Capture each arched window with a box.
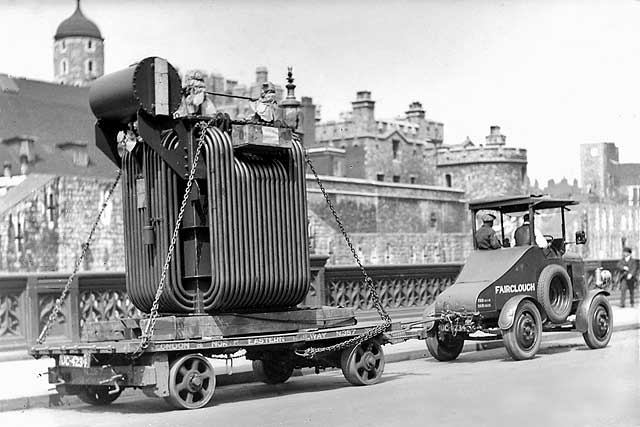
[86,59,94,74]
[87,39,93,50]
[61,40,66,51]
[60,58,68,74]
[445,174,452,187]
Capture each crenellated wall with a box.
[436,145,528,198]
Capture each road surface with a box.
[5,330,639,427]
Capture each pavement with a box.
[1,297,637,413]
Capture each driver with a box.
[475,213,502,250]
[513,213,547,248]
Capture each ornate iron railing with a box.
[0,258,619,352]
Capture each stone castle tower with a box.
[53,0,104,86]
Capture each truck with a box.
[423,194,613,361]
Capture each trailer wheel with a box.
[503,300,542,360]
[340,339,385,386]
[583,294,613,349]
[77,385,122,406]
[252,358,295,384]
[537,264,573,324]
[425,327,465,361]
[164,354,216,410]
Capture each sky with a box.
[1,0,639,185]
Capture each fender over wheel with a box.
[164,354,216,410]
[252,357,295,384]
[426,327,465,361]
[77,385,122,405]
[503,300,542,360]
[537,264,573,324]
[340,339,385,386]
[582,294,613,349]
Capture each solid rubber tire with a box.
[582,294,613,349]
[252,358,295,384]
[164,354,216,410]
[503,300,542,360]
[425,327,465,361]
[340,340,385,386]
[77,385,122,405]
[537,264,573,324]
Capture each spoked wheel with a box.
[77,385,122,406]
[340,339,385,386]
[253,357,295,384]
[503,300,542,360]
[164,354,216,410]
[583,294,613,349]
[426,326,465,361]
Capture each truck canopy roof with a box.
[468,194,578,214]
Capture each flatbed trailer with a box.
[30,315,423,409]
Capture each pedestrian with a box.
[475,213,501,250]
[616,247,637,308]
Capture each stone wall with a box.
[364,136,436,185]
[436,161,527,199]
[306,175,469,264]
[56,176,124,271]
[0,177,60,271]
[0,176,124,272]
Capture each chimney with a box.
[351,91,375,134]
[486,125,506,145]
[256,66,268,84]
[3,161,11,177]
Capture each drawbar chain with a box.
[37,169,123,345]
[130,120,211,359]
[296,151,392,359]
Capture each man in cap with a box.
[475,213,502,250]
[617,246,637,307]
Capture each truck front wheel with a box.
[503,300,542,360]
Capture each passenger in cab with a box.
[513,213,547,248]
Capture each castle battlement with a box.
[437,145,527,166]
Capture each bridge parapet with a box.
[0,259,615,353]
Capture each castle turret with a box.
[53,0,104,86]
[486,125,506,146]
[437,126,527,197]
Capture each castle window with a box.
[410,176,416,184]
[376,173,385,182]
[392,139,400,159]
[445,174,452,187]
[430,212,437,228]
[86,39,95,51]
[86,59,94,74]
[60,58,68,75]
[61,40,66,51]
[393,175,401,183]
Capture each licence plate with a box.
[59,354,90,368]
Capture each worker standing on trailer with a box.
[475,213,501,250]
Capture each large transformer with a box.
[89,57,310,314]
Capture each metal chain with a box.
[37,170,123,345]
[296,151,392,359]
[130,121,211,359]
